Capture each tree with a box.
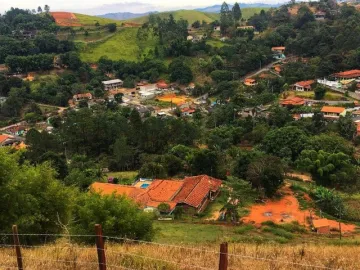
[314,85,327,100]
[297,150,357,187]
[37,6,43,13]
[158,203,171,213]
[44,5,50,13]
[220,2,233,35]
[338,114,356,140]
[139,162,167,179]
[311,186,345,218]
[112,137,134,171]
[71,192,154,243]
[247,156,284,197]
[107,23,117,33]
[0,148,75,236]
[232,2,242,23]
[192,20,201,28]
[262,126,309,161]
[169,57,193,84]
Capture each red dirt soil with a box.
[242,186,356,233]
[51,12,82,27]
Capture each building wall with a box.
[317,226,330,234]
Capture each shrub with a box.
[71,192,154,243]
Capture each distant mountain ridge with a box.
[98,11,158,21]
[97,2,279,21]
[196,3,280,13]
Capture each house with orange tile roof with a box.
[90,175,222,214]
[333,70,360,80]
[244,78,257,86]
[293,80,315,91]
[271,46,286,53]
[321,106,346,119]
[280,97,305,107]
[313,219,330,234]
[181,107,196,117]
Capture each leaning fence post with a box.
[12,225,23,270]
[95,224,107,270]
[219,242,228,270]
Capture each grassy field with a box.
[2,239,360,270]
[80,28,158,62]
[287,90,350,101]
[206,38,226,48]
[127,8,268,25]
[74,13,122,26]
[128,10,219,25]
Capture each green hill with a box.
[80,28,158,63]
[127,8,269,25]
[74,13,123,26]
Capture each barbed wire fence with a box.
[0,224,342,270]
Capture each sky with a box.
[0,0,288,15]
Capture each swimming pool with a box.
[140,183,150,189]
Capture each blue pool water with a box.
[140,183,150,189]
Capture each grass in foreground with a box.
[1,238,360,269]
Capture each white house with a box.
[140,91,155,101]
[102,79,123,91]
[214,26,221,31]
[140,84,157,92]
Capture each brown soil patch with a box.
[242,186,356,233]
[287,172,313,182]
[51,12,82,27]
[158,94,194,106]
[288,5,317,16]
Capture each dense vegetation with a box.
[1,1,360,240]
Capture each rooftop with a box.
[333,70,360,78]
[321,106,346,114]
[294,80,315,87]
[313,219,329,228]
[102,79,123,85]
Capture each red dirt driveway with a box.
[51,12,81,27]
[242,186,356,233]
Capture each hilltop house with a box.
[321,106,346,120]
[91,175,222,214]
[102,79,123,91]
[272,46,286,60]
[293,80,315,91]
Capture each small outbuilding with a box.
[313,219,330,234]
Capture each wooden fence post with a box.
[12,225,23,270]
[95,224,107,270]
[219,242,228,270]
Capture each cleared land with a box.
[51,12,122,27]
[80,28,158,63]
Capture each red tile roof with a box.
[280,97,305,106]
[173,175,222,208]
[0,134,11,144]
[294,80,315,88]
[333,70,360,79]
[321,106,346,114]
[272,46,286,51]
[91,175,222,212]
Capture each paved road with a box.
[241,60,281,81]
